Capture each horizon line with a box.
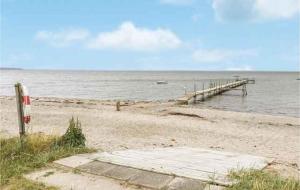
[0,67,299,72]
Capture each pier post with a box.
[242,84,247,96]
[201,83,205,101]
[218,80,220,94]
[193,81,197,103]
[214,82,216,95]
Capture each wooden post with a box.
[202,83,205,101]
[15,83,25,144]
[116,101,121,111]
[214,82,216,94]
[193,81,196,103]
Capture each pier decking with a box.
[177,79,252,105]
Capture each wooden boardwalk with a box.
[177,79,250,105]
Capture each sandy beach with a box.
[0,96,299,178]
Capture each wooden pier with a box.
[177,79,253,105]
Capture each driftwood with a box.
[168,111,205,119]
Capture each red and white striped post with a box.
[22,85,31,124]
[15,83,31,138]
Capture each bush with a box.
[58,117,86,147]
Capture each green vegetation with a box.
[4,177,57,190]
[0,117,94,189]
[57,117,86,147]
[227,169,300,190]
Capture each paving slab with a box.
[166,177,206,190]
[128,170,174,189]
[77,160,116,175]
[25,168,141,190]
[102,165,142,181]
[54,155,93,168]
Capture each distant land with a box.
[0,67,23,70]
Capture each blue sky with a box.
[1,0,299,71]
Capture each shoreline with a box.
[1,95,299,119]
[0,95,299,178]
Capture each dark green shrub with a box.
[58,117,86,147]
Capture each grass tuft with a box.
[57,117,86,147]
[227,169,300,190]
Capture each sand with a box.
[0,96,299,178]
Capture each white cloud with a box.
[87,22,181,51]
[255,0,300,19]
[35,29,90,47]
[226,65,253,71]
[160,0,194,6]
[192,49,258,63]
[212,0,300,21]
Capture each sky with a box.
[1,0,299,71]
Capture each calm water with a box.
[0,70,299,117]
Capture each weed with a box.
[57,117,86,147]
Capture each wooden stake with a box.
[15,83,25,137]
[193,81,196,103]
[116,101,121,111]
[202,83,205,101]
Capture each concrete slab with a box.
[102,165,142,181]
[95,147,271,185]
[54,155,92,168]
[25,168,141,190]
[78,152,104,160]
[77,160,116,175]
[167,177,206,190]
[128,170,174,189]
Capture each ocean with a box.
[0,70,299,117]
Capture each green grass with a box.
[227,169,300,190]
[4,176,58,190]
[0,133,94,189]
